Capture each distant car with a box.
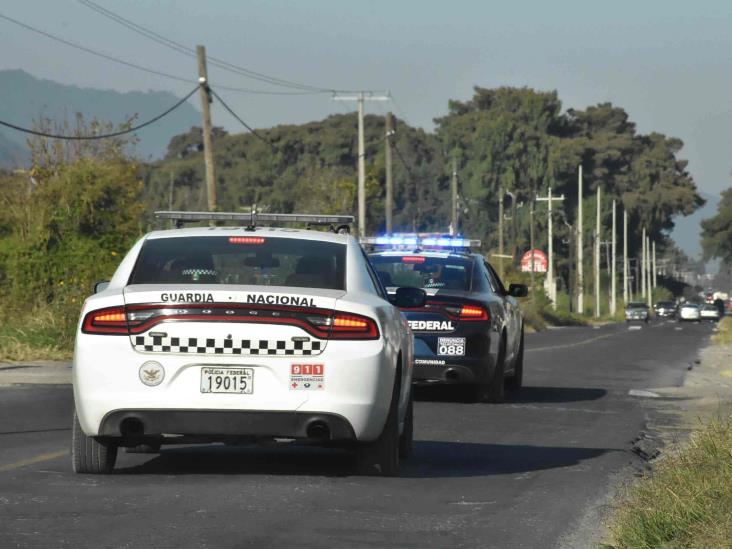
[654,301,676,319]
[625,302,650,323]
[700,304,721,322]
[678,303,701,322]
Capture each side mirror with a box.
[393,287,427,308]
[508,283,528,298]
[94,281,110,294]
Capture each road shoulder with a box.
[0,361,72,385]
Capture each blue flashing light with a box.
[389,237,404,245]
[450,238,465,247]
[437,238,451,247]
[404,237,418,246]
[422,238,437,246]
[375,236,390,245]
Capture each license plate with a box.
[437,337,466,356]
[200,367,254,394]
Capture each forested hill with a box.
[0,69,200,163]
[144,86,703,263]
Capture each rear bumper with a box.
[99,409,355,440]
[413,360,481,384]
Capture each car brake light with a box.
[229,236,265,244]
[82,306,128,335]
[459,305,488,320]
[401,256,425,263]
[330,312,380,340]
[442,303,489,321]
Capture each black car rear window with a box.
[369,254,473,291]
[129,236,346,290]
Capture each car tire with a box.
[471,335,506,403]
[504,329,524,392]
[356,376,400,477]
[398,390,414,459]
[125,442,161,454]
[72,412,117,474]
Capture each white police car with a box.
[72,212,421,476]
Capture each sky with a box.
[2,0,731,255]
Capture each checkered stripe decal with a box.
[133,335,323,355]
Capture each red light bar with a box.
[229,236,265,244]
[402,256,426,263]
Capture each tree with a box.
[701,187,732,263]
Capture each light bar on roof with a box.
[360,235,481,249]
[155,211,354,225]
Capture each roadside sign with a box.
[521,249,548,273]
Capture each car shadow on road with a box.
[113,440,613,479]
[414,385,606,404]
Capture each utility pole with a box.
[623,209,629,306]
[196,45,216,214]
[332,91,390,237]
[168,171,175,229]
[611,199,617,315]
[384,112,394,233]
[536,187,565,310]
[577,165,584,314]
[594,186,601,318]
[529,200,535,294]
[652,240,657,289]
[450,156,458,235]
[498,187,504,278]
[646,234,653,308]
[641,227,647,298]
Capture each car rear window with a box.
[129,236,346,290]
[369,254,473,291]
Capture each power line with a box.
[77,0,355,93]
[209,88,278,150]
[0,12,191,84]
[392,141,417,180]
[0,86,198,140]
[0,12,330,96]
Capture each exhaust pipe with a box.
[119,417,145,437]
[306,420,330,440]
[445,369,460,382]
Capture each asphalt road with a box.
[0,321,714,548]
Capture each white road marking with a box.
[628,389,661,398]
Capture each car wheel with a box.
[398,390,414,459]
[72,412,117,474]
[125,442,161,454]
[504,329,524,392]
[356,376,400,476]
[471,335,506,403]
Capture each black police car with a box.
[365,236,527,403]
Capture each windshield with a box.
[368,254,473,291]
[129,236,346,290]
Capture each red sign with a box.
[520,249,548,273]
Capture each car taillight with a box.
[82,306,128,335]
[330,312,380,340]
[458,305,488,320]
[442,303,489,321]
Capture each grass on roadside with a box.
[606,417,732,549]
[0,308,73,362]
[713,316,732,345]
